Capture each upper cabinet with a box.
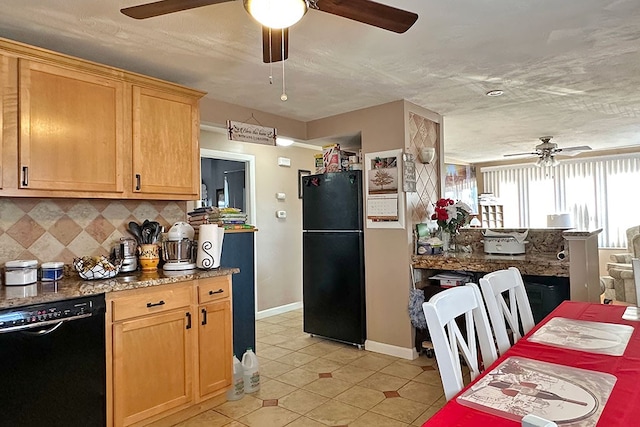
[19,59,124,193]
[132,85,200,198]
[0,37,205,200]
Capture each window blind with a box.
[481,153,640,248]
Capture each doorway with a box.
[199,148,257,226]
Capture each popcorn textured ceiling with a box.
[0,0,639,162]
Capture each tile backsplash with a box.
[0,199,187,266]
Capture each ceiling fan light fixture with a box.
[244,0,308,29]
[535,154,558,168]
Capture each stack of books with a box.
[187,207,254,231]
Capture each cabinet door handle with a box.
[201,308,207,325]
[146,300,165,308]
[135,174,141,191]
[209,289,224,295]
[186,312,192,329]
[21,166,29,186]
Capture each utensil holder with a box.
[138,244,160,271]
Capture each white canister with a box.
[41,262,65,281]
[5,260,39,286]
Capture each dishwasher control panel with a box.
[0,296,98,332]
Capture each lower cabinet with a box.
[197,276,233,400]
[112,309,194,426]
[198,300,232,398]
[107,276,233,427]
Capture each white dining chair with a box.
[632,258,640,306]
[479,267,535,354]
[422,283,498,401]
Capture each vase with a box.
[440,230,459,253]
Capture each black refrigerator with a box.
[302,171,366,346]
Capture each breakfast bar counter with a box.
[411,252,569,277]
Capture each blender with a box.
[162,222,197,271]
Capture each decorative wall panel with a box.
[407,112,440,224]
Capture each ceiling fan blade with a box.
[262,27,289,63]
[557,145,592,152]
[504,152,538,157]
[121,0,232,19]
[555,145,592,156]
[316,0,418,33]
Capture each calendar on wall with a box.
[367,194,399,221]
[364,149,405,229]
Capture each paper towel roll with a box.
[196,224,224,269]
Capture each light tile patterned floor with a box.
[175,310,446,426]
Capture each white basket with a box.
[73,256,122,280]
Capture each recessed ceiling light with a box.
[486,90,504,97]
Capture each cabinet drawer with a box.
[111,285,192,322]
[198,276,231,304]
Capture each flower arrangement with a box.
[431,198,472,234]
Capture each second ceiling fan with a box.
[121,0,419,63]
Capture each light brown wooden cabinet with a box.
[0,37,205,200]
[106,277,232,427]
[0,52,10,190]
[196,276,233,400]
[18,59,125,193]
[132,85,200,198]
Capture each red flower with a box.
[435,198,453,208]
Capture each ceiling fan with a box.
[504,136,592,167]
[120,0,419,63]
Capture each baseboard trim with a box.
[365,340,419,360]
[256,301,303,320]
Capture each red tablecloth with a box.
[423,301,640,426]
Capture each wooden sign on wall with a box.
[227,120,276,145]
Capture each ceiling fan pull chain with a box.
[268,27,273,84]
[281,34,288,101]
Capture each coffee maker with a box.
[113,237,137,273]
[162,222,197,271]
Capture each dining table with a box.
[423,301,640,426]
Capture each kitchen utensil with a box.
[128,221,143,244]
[163,222,197,271]
[162,240,196,263]
[114,238,138,273]
[167,222,195,241]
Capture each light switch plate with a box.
[276,192,286,200]
[276,210,287,218]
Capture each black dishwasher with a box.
[0,294,106,427]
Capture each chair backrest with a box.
[632,258,640,308]
[422,283,498,401]
[479,267,535,354]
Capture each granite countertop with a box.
[411,252,569,277]
[0,267,239,310]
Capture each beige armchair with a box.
[603,226,640,304]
